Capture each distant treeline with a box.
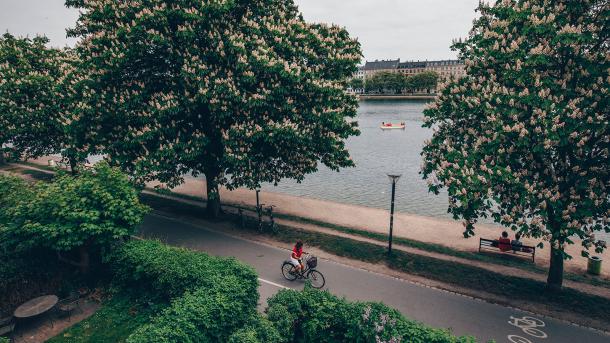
[349,71,438,94]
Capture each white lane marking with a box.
[509,315,548,339]
[258,278,289,289]
[507,335,533,343]
[146,213,610,337]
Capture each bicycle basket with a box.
[306,256,317,269]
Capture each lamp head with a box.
[387,174,402,183]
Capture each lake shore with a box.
[26,156,609,278]
[151,175,609,278]
[359,94,435,100]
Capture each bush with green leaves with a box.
[105,239,258,301]
[228,315,283,343]
[266,287,475,343]
[1,163,148,259]
[127,278,256,343]
[106,239,262,342]
[0,174,31,226]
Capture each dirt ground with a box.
[18,156,610,278]
[148,176,610,278]
[11,299,99,343]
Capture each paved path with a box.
[18,159,610,277]
[139,214,609,343]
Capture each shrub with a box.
[105,239,258,302]
[127,277,255,343]
[266,287,476,343]
[0,174,30,222]
[228,315,283,343]
[107,239,261,342]
[1,163,148,257]
[0,175,32,252]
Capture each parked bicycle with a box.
[256,203,264,232]
[281,254,325,289]
[265,205,278,234]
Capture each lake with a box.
[261,99,453,219]
[260,100,610,242]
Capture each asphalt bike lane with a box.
[139,214,609,343]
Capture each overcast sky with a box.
[0,0,479,62]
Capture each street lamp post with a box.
[387,174,401,255]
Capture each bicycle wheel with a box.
[281,262,298,281]
[307,269,325,289]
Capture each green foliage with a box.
[105,239,260,342]
[1,163,148,253]
[0,337,9,343]
[127,281,257,343]
[421,0,609,288]
[266,287,475,343]
[0,174,30,225]
[348,77,364,90]
[410,71,438,91]
[105,239,258,301]
[47,292,166,343]
[228,315,283,343]
[365,71,405,94]
[365,71,439,94]
[66,0,362,215]
[0,33,81,163]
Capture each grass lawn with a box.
[143,189,610,290]
[140,192,610,327]
[9,163,609,290]
[47,292,167,343]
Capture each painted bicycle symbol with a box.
[507,335,533,343]
[508,315,548,339]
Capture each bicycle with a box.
[256,203,264,232]
[265,205,278,234]
[281,254,325,289]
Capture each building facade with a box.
[358,58,465,80]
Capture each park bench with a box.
[479,238,536,263]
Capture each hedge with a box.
[228,315,283,343]
[105,239,258,301]
[266,287,476,343]
[127,277,256,343]
[106,240,261,342]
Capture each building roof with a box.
[363,59,400,71]
[398,61,427,69]
[426,60,463,67]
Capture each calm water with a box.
[62,99,608,240]
[261,99,453,219]
[260,100,610,242]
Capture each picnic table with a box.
[13,295,58,319]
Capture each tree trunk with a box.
[205,172,222,218]
[78,244,90,274]
[69,158,78,176]
[547,246,564,291]
[0,150,5,165]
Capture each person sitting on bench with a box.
[511,233,523,252]
[498,231,512,252]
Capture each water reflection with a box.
[260,99,453,219]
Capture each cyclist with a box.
[289,240,305,275]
